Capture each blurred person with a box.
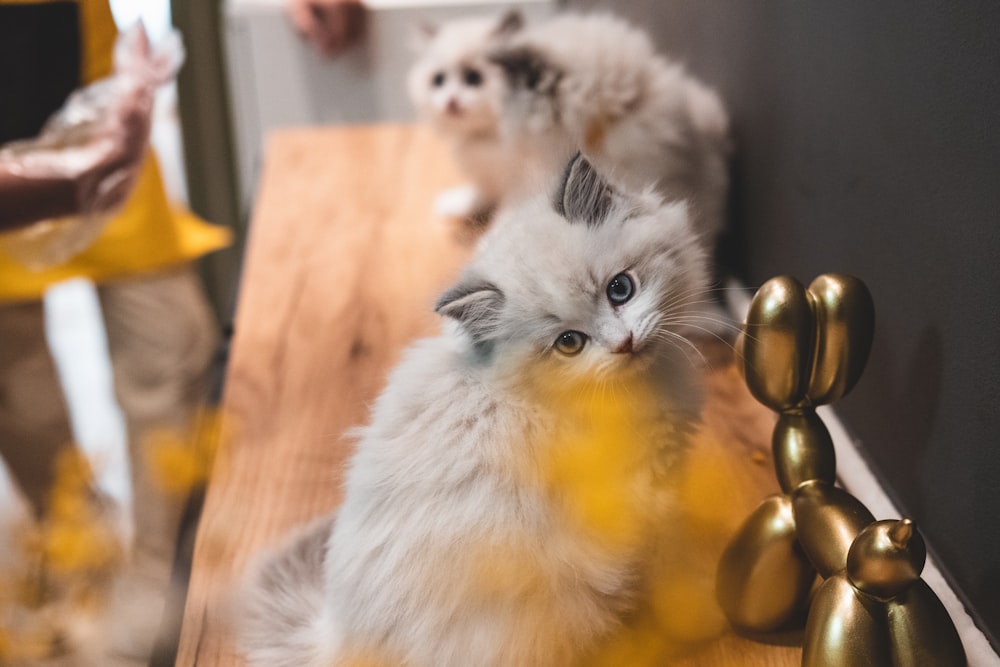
[0,0,230,663]
[286,0,366,57]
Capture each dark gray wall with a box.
[577,0,1000,649]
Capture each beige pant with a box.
[0,264,219,657]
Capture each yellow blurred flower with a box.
[146,407,227,496]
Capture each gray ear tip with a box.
[552,152,584,216]
[553,152,615,226]
[497,8,525,32]
[434,285,462,315]
[565,151,585,169]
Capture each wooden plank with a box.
[176,123,801,666]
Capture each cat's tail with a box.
[237,516,340,667]
[685,80,733,158]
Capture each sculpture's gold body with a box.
[716,495,814,632]
[772,412,836,492]
[715,274,966,666]
[792,481,874,578]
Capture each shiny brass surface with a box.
[887,579,967,666]
[716,495,815,632]
[792,481,875,578]
[717,274,966,666]
[803,546,967,666]
[772,411,836,493]
[742,276,814,411]
[846,520,924,601]
[805,275,875,405]
[802,575,890,667]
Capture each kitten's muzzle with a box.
[612,333,634,354]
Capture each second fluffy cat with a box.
[408,10,731,249]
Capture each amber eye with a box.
[607,273,634,305]
[463,68,483,86]
[554,330,588,356]
[432,71,446,87]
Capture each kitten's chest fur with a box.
[328,345,690,663]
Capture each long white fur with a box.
[239,162,712,666]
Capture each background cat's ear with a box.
[409,18,438,50]
[554,152,616,227]
[435,277,505,341]
[492,9,524,37]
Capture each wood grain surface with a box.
[175,124,801,666]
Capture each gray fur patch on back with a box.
[239,517,334,667]
[488,45,561,94]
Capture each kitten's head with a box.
[407,11,523,136]
[436,153,712,387]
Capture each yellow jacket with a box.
[0,0,231,302]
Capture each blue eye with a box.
[432,71,446,87]
[607,273,634,305]
[554,330,588,356]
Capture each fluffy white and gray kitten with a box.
[239,154,713,667]
[408,11,731,249]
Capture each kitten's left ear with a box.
[554,152,616,227]
[435,276,506,341]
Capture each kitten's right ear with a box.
[492,9,524,36]
[554,152,616,227]
[435,277,505,341]
[410,18,438,50]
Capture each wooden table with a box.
[175,123,802,666]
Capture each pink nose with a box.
[612,333,634,354]
[446,98,462,115]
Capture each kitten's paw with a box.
[433,185,492,222]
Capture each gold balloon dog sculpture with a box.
[715,274,966,666]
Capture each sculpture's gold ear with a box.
[802,274,875,404]
[740,273,874,411]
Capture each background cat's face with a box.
[438,156,711,386]
[407,17,511,136]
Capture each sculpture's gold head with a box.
[846,519,926,601]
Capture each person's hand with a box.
[0,80,152,229]
[286,0,366,57]
[72,75,152,215]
